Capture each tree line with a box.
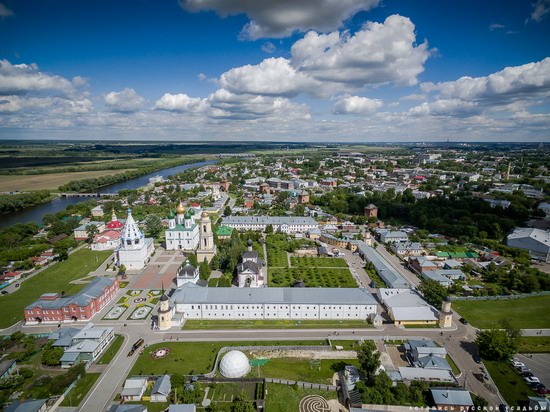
[0,191,52,214]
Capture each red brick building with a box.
[24,277,119,324]
[364,204,378,218]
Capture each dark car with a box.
[459,317,469,325]
[498,404,508,412]
[473,355,482,364]
[530,382,546,389]
[535,387,550,395]
[520,371,534,378]
[15,283,19,288]
[1,291,8,295]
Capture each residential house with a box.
[150,375,171,402]
[378,289,439,326]
[120,377,148,401]
[408,257,439,275]
[429,388,474,411]
[390,242,424,257]
[4,399,47,412]
[380,231,408,244]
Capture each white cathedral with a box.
[165,202,200,252]
[116,209,154,270]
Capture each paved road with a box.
[516,353,550,388]
[339,248,376,293]
[375,244,420,287]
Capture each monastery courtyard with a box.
[131,248,186,290]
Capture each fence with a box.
[452,290,550,301]
[264,378,337,391]
[205,344,331,378]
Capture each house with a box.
[120,377,148,401]
[73,221,106,241]
[405,340,451,371]
[91,205,104,217]
[49,327,80,348]
[4,399,47,412]
[91,230,121,251]
[109,405,148,412]
[538,202,550,218]
[150,375,171,402]
[59,323,115,368]
[25,277,119,325]
[408,257,439,275]
[364,204,378,218]
[380,231,408,244]
[0,359,16,379]
[168,405,196,412]
[216,225,234,240]
[507,227,550,262]
[390,242,424,257]
[378,289,439,326]
[421,271,454,287]
[429,388,473,411]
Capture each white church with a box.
[116,209,154,270]
[237,239,265,287]
[165,202,200,252]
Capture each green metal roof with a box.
[216,225,234,236]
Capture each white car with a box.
[525,376,540,384]
[513,362,526,369]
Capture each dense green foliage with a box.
[0,191,52,214]
[41,342,64,366]
[476,322,521,361]
[418,279,448,307]
[356,340,380,382]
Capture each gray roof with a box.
[421,270,454,285]
[109,405,148,412]
[357,244,409,288]
[242,250,259,259]
[238,260,262,274]
[151,374,171,396]
[51,328,80,347]
[430,388,473,406]
[168,405,196,412]
[5,399,47,412]
[222,216,317,226]
[172,283,377,306]
[26,277,116,310]
[418,355,452,370]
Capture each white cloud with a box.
[154,93,209,113]
[291,15,431,88]
[104,88,146,113]
[261,41,276,53]
[333,95,383,115]
[489,23,505,31]
[0,2,14,18]
[409,99,480,117]
[219,57,320,97]
[180,0,379,40]
[0,59,74,95]
[198,73,207,81]
[420,58,550,104]
[529,0,550,22]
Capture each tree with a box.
[418,279,447,307]
[117,264,126,277]
[144,214,163,238]
[41,343,64,366]
[188,253,199,267]
[264,224,274,234]
[224,206,232,216]
[199,259,211,281]
[230,394,255,412]
[476,323,521,361]
[356,340,381,383]
[85,224,99,244]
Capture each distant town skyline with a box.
[0,0,549,142]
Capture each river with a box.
[0,159,218,228]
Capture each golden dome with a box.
[176,202,186,214]
[201,211,209,218]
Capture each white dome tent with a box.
[219,350,251,378]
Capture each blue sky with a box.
[0,0,549,142]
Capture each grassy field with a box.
[97,335,125,364]
[248,356,359,384]
[266,234,289,268]
[365,268,388,288]
[484,360,534,407]
[452,295,550,329]
[0,169,134,191]
[290,257,348,268]
[129,340,327,377]
[60,373,101,407]
[209,382,257,402]
[0,249,113,328]
[518,336,550,353]
[184,319,372,330]
[269,267,356,287]
[264,383,338,412]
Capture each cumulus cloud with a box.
[219,57,320,97]
[207,88,310,120]
[261,42,276,53]
[409,99,480,117]
[333,95,383,115]
[0,59,75,95]
[180,0,379,39]
[291,15,431,88]
[0,2,14,18]
[529,0,550,22]
[217,15,431,99]
[420,58,550,104]
[154,93,209,113]
[104,88,146,113]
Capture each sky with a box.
[0,0,549,142]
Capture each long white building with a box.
[221,216,318,234]
[163,283,378,327]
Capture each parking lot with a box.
[515,353,550,388]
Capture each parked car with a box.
[1,291,8,295]
[459,317,469,325]
[524,376,540,384]
[530,382,546,390]
[473,355,482,364]
[535,387,550,395]
[513,362,526,370]
[15,283,19,288]
[520,371,534,378]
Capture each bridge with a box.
[58,192,118,198]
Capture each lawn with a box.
[264,383,338,412]
[518,336,550,353]
[484,360,534,407]
[290,257,348,268]
[97,335,125,364]
[0,169,135,191]
[365,268,388,288]
[446,355,460,376]
[184,319,372,330]
[60,373,101,407]
[129,340,327,377]
[269,267,356,287]
[266,234,289,268]
[0,249,113,328]
[209,382,258,402]
[248,356,359,384]
[452,295,550,329]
